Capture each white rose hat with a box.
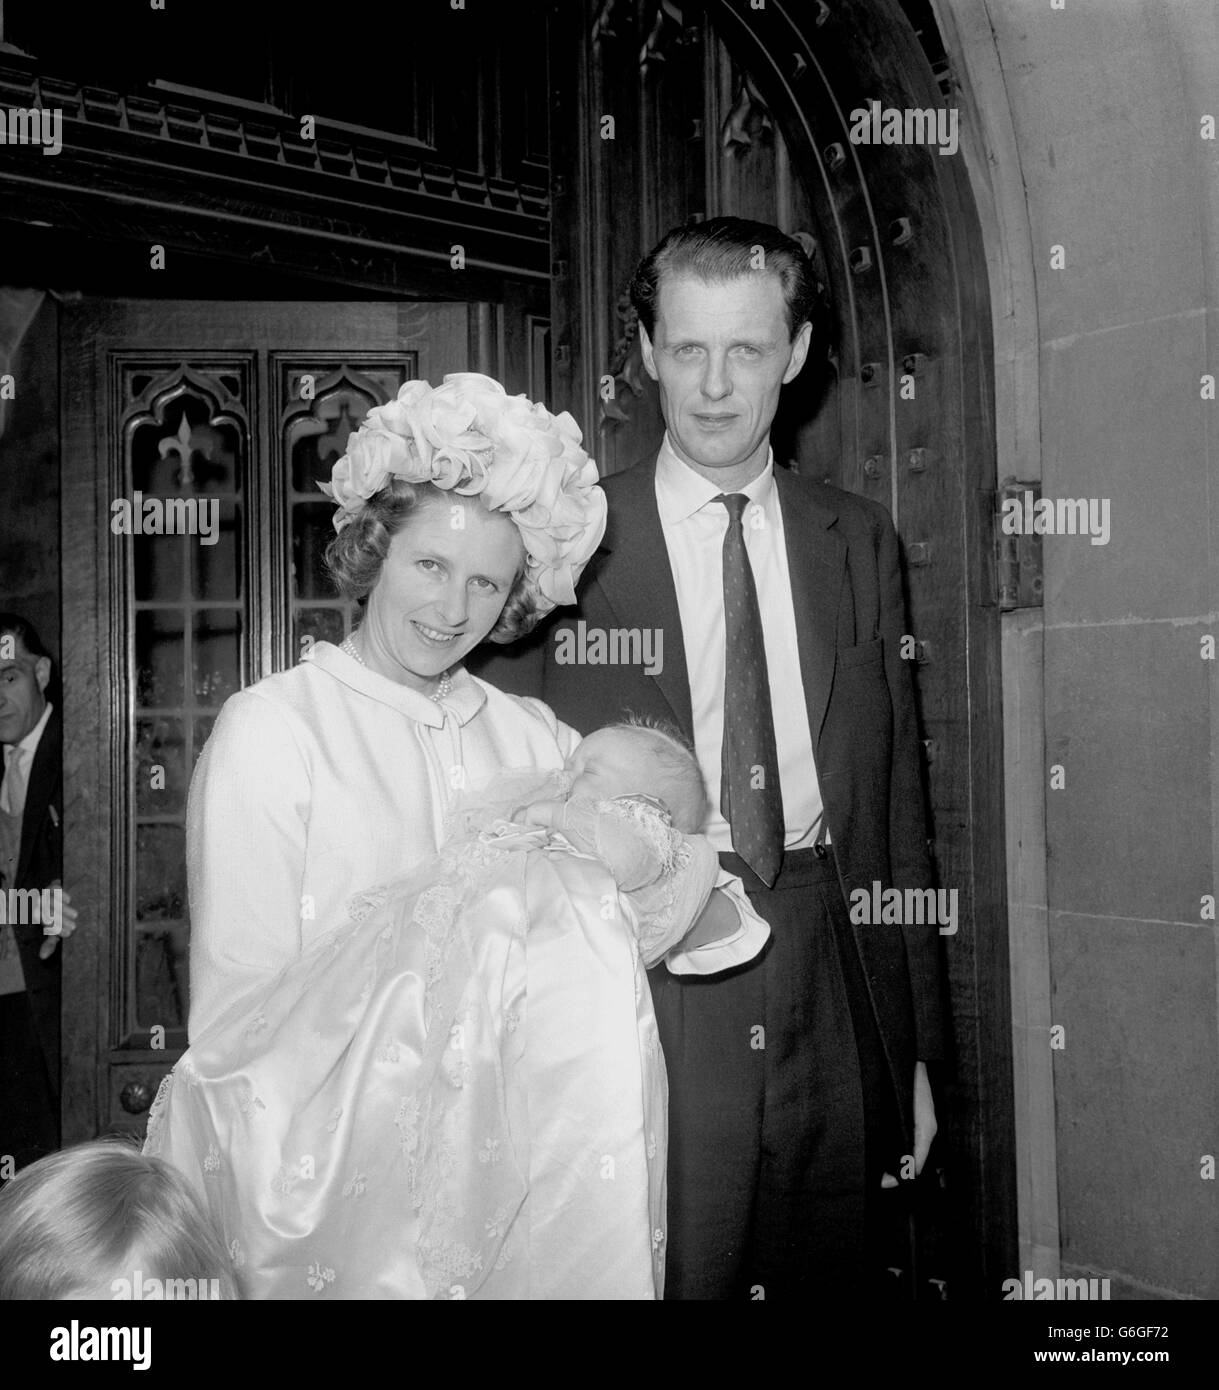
[320,373,607,616]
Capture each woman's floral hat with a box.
[319,373,606,616]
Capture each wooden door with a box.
[541,0,1015,1295]
[59,300,473,1143]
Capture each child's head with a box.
[0,1139,239,1300]
[565,717,709,833]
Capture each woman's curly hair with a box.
[323,479,541,645]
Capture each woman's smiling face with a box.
[359,498,524,690]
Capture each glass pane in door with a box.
[125,374,248,1035]
[281,363,409,656]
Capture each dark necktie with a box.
[715,493,785,886]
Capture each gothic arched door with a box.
[542,0,1014,1296]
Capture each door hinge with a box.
[994,477,1044,610]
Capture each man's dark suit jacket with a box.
[518,455,947,1134]
[1,705,63,1092]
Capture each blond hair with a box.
[0,1139,238,1300]
[612,714,709,833]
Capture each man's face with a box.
[640,271,811,477]
[0,635,49,745]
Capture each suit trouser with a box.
[0,990,59,1178]
[649,846,906,1300]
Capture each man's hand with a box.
[880,1060,937,1188]
[38,880,78,959]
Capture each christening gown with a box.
[144,770,717,1300]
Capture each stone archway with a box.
[705,0,1017,1295]
[537,0,1019,1296]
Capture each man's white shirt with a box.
[655,434,827,850]
[655,437,826,974]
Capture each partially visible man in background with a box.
[0,613,75,1177]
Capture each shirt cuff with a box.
[663,869,771,976]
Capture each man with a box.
[0,614,76,1175]
[539,218,946,1298]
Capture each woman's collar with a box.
[305,641,487,727]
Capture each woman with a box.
[184,376,603,1043]
[149,373,756,1298]
[148,724,726,1300]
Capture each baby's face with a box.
[564,729,657,804]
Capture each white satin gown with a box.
[145,773,716,1300]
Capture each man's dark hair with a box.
[0,612,51,663]
[0,611,58,708]
[629,216,820,342]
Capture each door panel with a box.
[60,300,470,1141]
[543,0,1014,1295]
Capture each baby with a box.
[514,718,741,962]
[552,719,710,828]
[145,719,759,1300]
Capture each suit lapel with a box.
[16,707,59,886]
[774,469,846,751]
[596,460,846,748]
[596,458,694,738]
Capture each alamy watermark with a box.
[552,621,664,676]
[849,880,958,935]
[49,1322,151,1369]
[1000,490,1111,546]
[848,100,958,157]
[110,492,219,546]
[0,886,63,934]
[1003,1270,1111,1300]
[0,106,62,156]
[111,1269,220,1301]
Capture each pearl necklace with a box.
[341,635,453,702]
